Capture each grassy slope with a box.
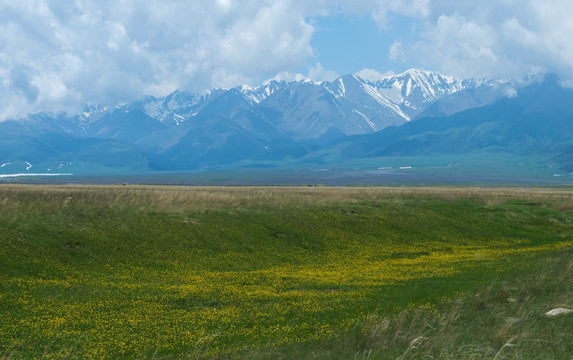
[0,186,572,359]
[267,247,573,360]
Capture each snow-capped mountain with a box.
[99,69,507,141]
[0,69,521,171]
[325,75,573,171]
[130,90,224,127]
[239,79,291,104]
[355,69,467,119]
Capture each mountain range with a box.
[0,69,571,177]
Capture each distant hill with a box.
[2,70,570,175]
[314,75,573,171]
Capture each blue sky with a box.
[312,14,396,75]
[1,0,573,120]
[308,13,419,78]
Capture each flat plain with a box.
[0,185,572,359]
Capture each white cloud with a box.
[369,0,430,28]
[413,13,505,78]
[5,0,430,119]
[270,71,308,83]
[0,0,318,119]
[404,0,573,81]
[2,0,573,120]
[307,62,339,83]
[504,87,518,98]
[355,68,395,82]
[311,0,430,27]
[388,41,406,62]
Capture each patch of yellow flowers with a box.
[2,236,572,359]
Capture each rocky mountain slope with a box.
[0,69,533,172]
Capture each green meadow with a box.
[0,185,572,359]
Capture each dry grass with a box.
[343,248,573,360]
[1,184,573,212]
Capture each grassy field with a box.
[0,185,572,359]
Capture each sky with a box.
[1,0,573,120]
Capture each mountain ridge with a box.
[1,69,562,176]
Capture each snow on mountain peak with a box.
[237,79,290,104]
[85,68,502,137]
[239,84,254,92]
[368,69,467,110]
[337,77,346,96]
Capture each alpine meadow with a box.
[1,185,572,359]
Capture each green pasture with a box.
[0,186,572,359]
